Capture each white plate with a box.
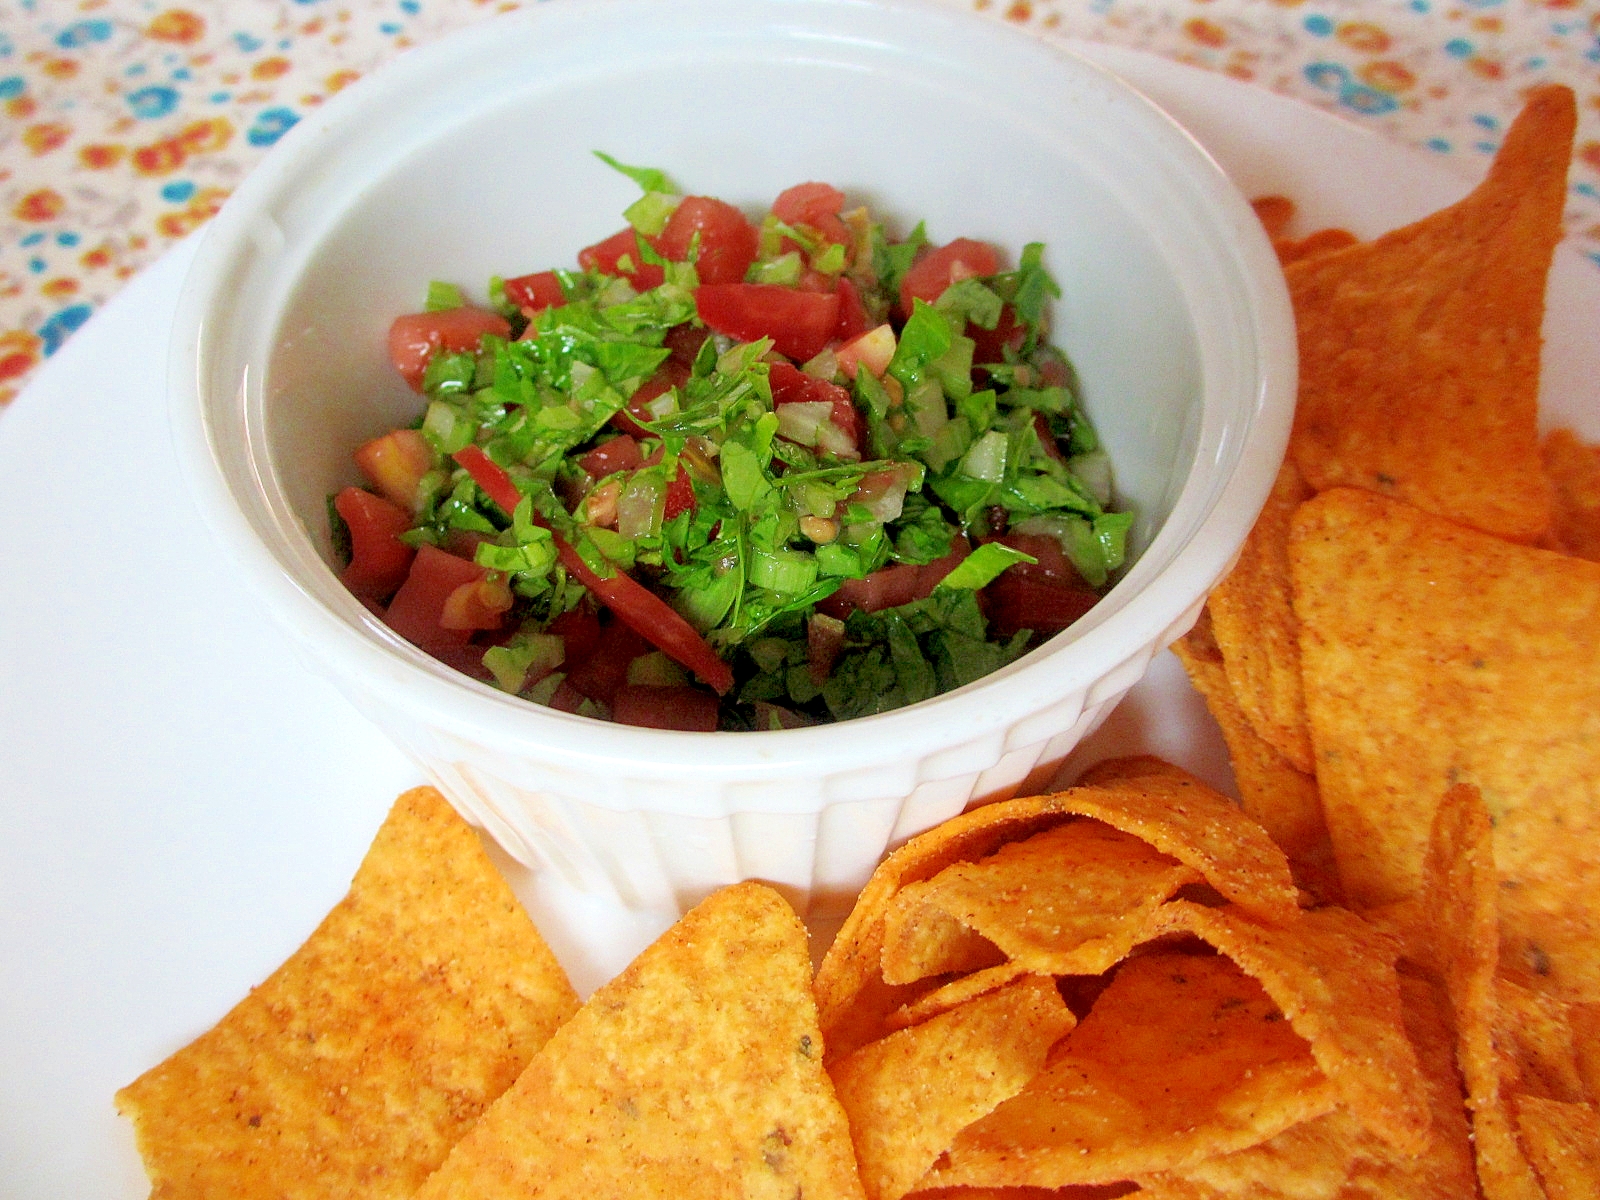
[1,43,1595,1197]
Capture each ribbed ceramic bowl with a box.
[170,0,1295,917]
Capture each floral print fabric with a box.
[1,0,1596,407]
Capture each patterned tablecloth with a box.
[0,0,1596,409]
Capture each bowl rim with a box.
[167,0,1296,781]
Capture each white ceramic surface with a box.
[5,48,1599,1197]
[170,0,1296,914]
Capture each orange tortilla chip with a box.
[1145,900,1431,1154]
[815,765,1298,1062]
[1275,226,1360,265]
[414,881,866,1200]
[884,963,1034,1031]
[1543,426,1600,562]
[1513,1095,1600,1199]
[921,952,1337,1188]
[1411,783,1547,1200]
[830,976,1076,1200]
[1496,977,1591,1105]
[1206,457,1316,774]
[1291,487,1600,1002]
[1170,611,1338,903]
[1134,974,1477,1199]
[1251,194,1296,241]
[1286,85,1574,544]
[879,821,1201,984]
[114,786,580,1200]
[1059,765,1301,923]
[1570,1003,1600,1106]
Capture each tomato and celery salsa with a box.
[330,156,1130,732]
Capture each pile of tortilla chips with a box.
[1174,81,1600,1197]
[813,759,1472,1198]
[117,791,866,1200]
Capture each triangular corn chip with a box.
[1291,486,1600,1002]
[1145,900,1431,1154]
[1286,84,1575,543]
[1134,974,1476,1199]
[1543,427,1600,562]
[1170,610,1339,903]
[1205,456,1316,773]
[879,821,1200,984]
[921,952,1336,1188]
[413,881,865,1200]
[830,975,1074,1200]
[115,786,579,1200]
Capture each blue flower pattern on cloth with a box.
[0,0,1596,406]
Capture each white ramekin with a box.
[169,0,1296,916]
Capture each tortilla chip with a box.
[920,952,1337,1188]
[1206,457,1316,773]
[1286,84,1574,544]
[1251,195,1296,241]
[1134,974,1476,1199]
[879,821,1201,984]
[114,786,580,1200]
[1497,977,1591,1105]
[815,765,1298,1062]
[1059,766,1301,923]
[831,976,1076,1200]
[1145,900,1431,1154]
[1544,426,1600,562]
[413,881,865,1200]
[1513,1095,1600,1200]
[885,963,1036,1032]
[1408,782,1546,1200]
[815,795,1085,1063]
[1571,1003,1600,1106]
[1275,226,1360,265]
[1291,487,1600,1002]
[1169,610,1338,903]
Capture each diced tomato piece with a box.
[768,361,861,450]
[807,612,847,688]
[1031,412,1069,466]
[383,543,492,672]
[663,466,697,519]
[772,182,850,247]
[969,304,1026,365]
[816,539,971,618]
[612,361,689,437]
[546,678,588,714]
[611,684,721,731]
[565,620,653,707]
[502,270,567,313]
[554,539,734,694]
[898,237,1002,315]
[985,532,1083,584]
[452,444,523,515]
[579,434,645,480]
[454,444,732,693]
[334,486,415,604]
[984,572,1100,641]
[835,323,896,380]
[655,196,759,285]
[547,604,601,666]
[353,427,433,511]
[662,323,709,370]
[695,283,840,364]
[833,276,870,343]
[440,575,513,631]
[387,307,511,390]
[577,227,665,290]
